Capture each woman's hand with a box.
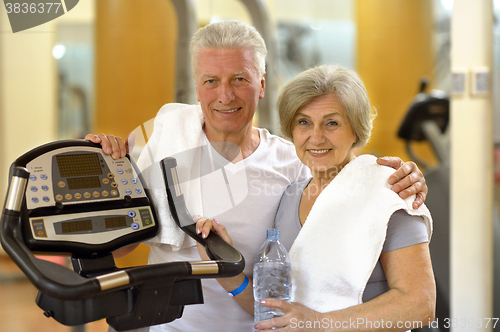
[376,156,428,209]
[254,299,323,332]
[194,216,233,261]
[193,216,255,314]
[194,216,233,245]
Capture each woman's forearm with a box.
[255,243,435,332]
[216,273,255,315]
[319,243,436,331]
[194,219,256,314]
[319,285,435,331]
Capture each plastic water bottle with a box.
[253,228,291,325]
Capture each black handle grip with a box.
[160,157,245,277]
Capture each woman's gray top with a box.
[273,178,429,302]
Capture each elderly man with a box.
[86,20,427,332]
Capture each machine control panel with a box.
[26,148,145,209]
[17,142,158,252]
[29,207,154,245]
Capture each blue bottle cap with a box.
[266,228,279,240]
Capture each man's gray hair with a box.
[190,20,267,78]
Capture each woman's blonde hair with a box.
[278,65,376,148]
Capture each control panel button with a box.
[30,186,38,192]
[107,173,114,179]
[31,219,47,238]
[58,181,66,188]
[131,178,137,184]
[131,223,139,230]
[74,193,82,199]
[139,208,153,227]
[121,179,128,185]
[41,185,49,191]
[29,175,37,181]
[83,192,91,199]
[125,189,132,195]
[102,190,109,197]
[40,174,48,180]
[111,190,118,196]
[55,194,63,201]
[92,191,100,198]
[102,178,110,185]
[117,168,124,174]
[135,188,142,194]
[42,196,50,202]
[111,182,118,188]
[65,194,73,200]
[128,211,136,218]
[31,197,39,203]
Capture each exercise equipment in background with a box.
[0,140,244,331]
[398,79,450,331]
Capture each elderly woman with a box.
[196,65,435,331]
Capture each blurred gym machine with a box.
[398,79,500,330]
[398,79,449,331]
[0,140,244,331]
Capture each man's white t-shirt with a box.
[147,127,308,332]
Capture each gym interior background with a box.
[0,0,498,331]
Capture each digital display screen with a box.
[105,216,127,229]
[61,220,93,233]
[67,176,101,190]
[57,153,102,177]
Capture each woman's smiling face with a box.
[291,93,357,178]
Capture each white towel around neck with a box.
[289,154,432,312]
[136,103,205,250]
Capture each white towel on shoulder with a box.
[137,103,205,250]
[289,154,432,312]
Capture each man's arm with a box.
[377,157,427,209]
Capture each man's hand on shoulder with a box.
[377,156,428,209]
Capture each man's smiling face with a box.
[195,48,265,137]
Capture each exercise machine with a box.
[398,79,450,331]
[0,140,244,331]
[398,78,500,329]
